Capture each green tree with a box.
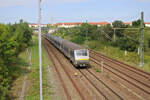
[132,19,145,27]
[99,24,113,41]
[117,29,139,51]
[112,20,126,37]
[0,20,33,99]
[13,20,33,56]
[132,19,141,27]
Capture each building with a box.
[28,22,150,30]
[145,22,150,27]
[123,22,132,26]
[56,22,82,28]
[28,23,48,34]
[28,24,38,28]
[55,22,109,28]
[28,23,48,28]
[89,22,110,27]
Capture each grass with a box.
[94,67,102,73]
[106,73,110,79]
[68,35,150,73]
[87,40,150,73]
[8,49,29,99]
[24,36,51,100]
[54,28,150,73]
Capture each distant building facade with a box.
[28,22,150,31]
[28,23,48,34]
[145,23,150,27]
[55,22,110,28]
[28,23,48,28]
[123,22,132,26]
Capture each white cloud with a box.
[0,0,87,7]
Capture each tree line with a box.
[0,20,33,99]
[53,20,150,53]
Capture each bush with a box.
[71,35,85,44]
[149,39,150,48]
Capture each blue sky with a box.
[0,0,150,24]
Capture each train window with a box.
[82,51,87,56]
[76,50,88,56]
[76,52,82,56]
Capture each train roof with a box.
[62,39,85,50]
[46,33,86,50]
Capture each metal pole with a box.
[113,28,116,42]
[38,0,42,99]
[139,12,144,67]
[86,20,88,48]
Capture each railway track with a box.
[43,38,92,100]
[45,39,124,100]
[43,39,71,100]
[90,50,150,79]
[43,38,150,100]
[79,69,124,100]
[90,50,150,100]
[43,38,124,99]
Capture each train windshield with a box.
[76,50,88,56]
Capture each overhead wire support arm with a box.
[113,28,140,30]
[112,28,140,42]
[86,20,88,48]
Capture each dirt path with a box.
[19,48,32,100]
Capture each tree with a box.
[13,20,33,56]
[132,19,146,27]
[99,24,113,41]
[0,20,33,99]
[132,19,141,27]
[0,24,17,99]
[148,39,150,48]
[112,20,126,37]
[117,29,139,51]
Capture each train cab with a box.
[74,49,89,67]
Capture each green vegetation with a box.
[8,47,30,99]
[94,67,102,73]
[25,36,51,100]
[53,20,150,72]
[0,20,33,99]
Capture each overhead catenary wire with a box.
[100,29,140,42]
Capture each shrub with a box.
[71,35,85,44]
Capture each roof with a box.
[88,22,109,25]
[145,22,150,24]
[29,23,47,25]
[56,22,82,25]
[56,22,109,26]
[123,22,131,25]
[48,34,85,50]
[29,23,37,25]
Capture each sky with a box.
[0,0,150,24]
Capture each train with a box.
[44,33,89,67]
